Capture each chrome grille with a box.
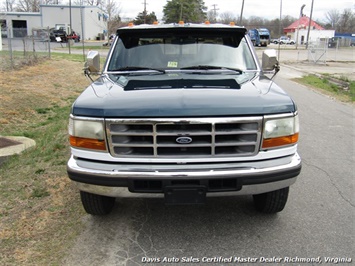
[106,118,262,158]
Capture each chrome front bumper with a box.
[67,153,301,197]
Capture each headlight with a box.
[262,114,299,149]
[69,116,107,151]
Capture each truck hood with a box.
[72,73,296,117]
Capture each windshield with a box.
[107,34,257,72]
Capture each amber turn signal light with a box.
[69,136,106,151]
[262,133,299,149]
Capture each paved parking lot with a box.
[2,38,354,80]
[256,46,355,80]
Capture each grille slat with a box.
[106,118,262,158]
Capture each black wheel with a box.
[80,191,115,215]
[253,187,289,213]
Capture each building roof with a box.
[284,16,324,33]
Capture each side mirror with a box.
[85,50,100,73]
[262,49,279,72]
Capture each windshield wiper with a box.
[180,65,243,74]
[109,66,166,74]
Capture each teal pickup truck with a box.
[67,22,301,215]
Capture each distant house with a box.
[284,15,334,45]
[0,5,107,41]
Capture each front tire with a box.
[253,187,289,213]
[80,191,115,215]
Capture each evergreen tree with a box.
[163,0,207,23]
[134,11,158,25]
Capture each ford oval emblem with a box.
[176,136,192,144]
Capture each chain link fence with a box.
[0,27,53,71]
[307,39,329,64]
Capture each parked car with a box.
[49,27,80,43]
[49,27,67,42]
[67,31,80,43]
[102,34,115,46]
[278,36,295,45]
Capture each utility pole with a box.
[143,0,147,24]
[211,4,219,22]
[69,0,72,55]
[239,0,245,25]
[0,24,2,51]
[180,0,183,21]
[278,0,282,61]
[306,0,314,49]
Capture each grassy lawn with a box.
[51,44,110,53]
[295,74,355,102]
[0,55,91,265]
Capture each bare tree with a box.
[218,12,237,25]
[1,0,16,11]
[247,16,267,28]
[16,0,40,12]
[43,0,62,4]
[324,9,340,30]
[206,10,216,22]
[105,0,121,34]
[84,0,102,6]
[338,8,355,33]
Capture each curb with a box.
[0,136,36,164]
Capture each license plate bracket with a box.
[164,186,206,205]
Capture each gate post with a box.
[0,24,2,51]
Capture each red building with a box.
[283,15,333,45]
[284,15,324,35]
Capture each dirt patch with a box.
[0,59,86,133]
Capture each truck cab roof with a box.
[116,22,247,36]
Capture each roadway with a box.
[62,55,354,265]
[2,37,354,265]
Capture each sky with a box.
[118,0,355,22]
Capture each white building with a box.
[296,29,335,45]
[284,16,335,45]
[0,4,107,41]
